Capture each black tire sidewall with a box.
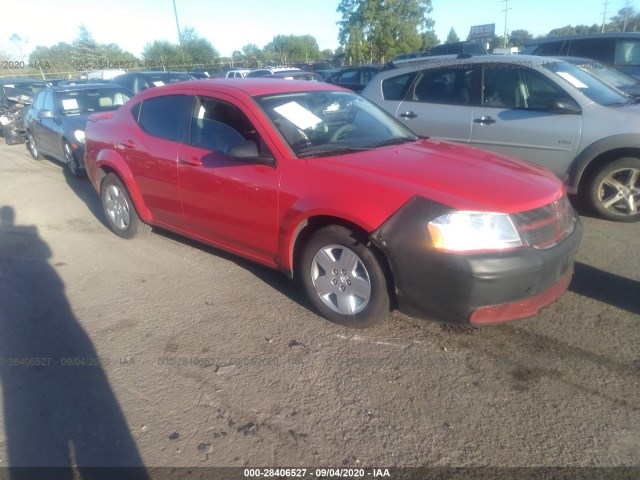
[589,157,640,222]
[299,225,390,328]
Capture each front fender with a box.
[567,134,640,194]
[278,192,409,275]
[95,149,153,223]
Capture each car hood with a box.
[314,139,563,213]
[61,113,92,132]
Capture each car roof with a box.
[382,54,565,73]
[525,32,640,46]
[138,78,347,97]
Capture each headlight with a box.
[427,211,523,253]
[74,130,85,143]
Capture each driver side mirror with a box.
[226,141,275,166]
[547,99,581,115]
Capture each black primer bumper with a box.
[370,196,583,324]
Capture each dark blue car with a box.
[25,84,131,177]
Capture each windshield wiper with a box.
[366,137,417,148]
[297,146,371,159]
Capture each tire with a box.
[27,131,42,160]
[298,225,391,328]
[589,157,640,222]
[63,141,83,178]
[100,173,151,239]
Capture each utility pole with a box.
[173,0,186,68]
[601,0,609,33]
[501,0,512,48]
[623,0,631,32]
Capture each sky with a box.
[0,0,634,61]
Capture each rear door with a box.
[469,63,582,177]
[394,64,479,142]
[122,94,191,227]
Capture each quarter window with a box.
[615,39,640,66]
[137,95,185,141]
[42,92,54,112]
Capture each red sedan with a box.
[84,79,582,328]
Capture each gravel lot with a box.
[0,140,638,472]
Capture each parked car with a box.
[25,84,131,177]
[265,71,321,81]
[225,69,252,78]
[362,54,640,222]
[83,79,581,328]
[1,78,48,106]
[521,33,640,79]
[560,56,640,99]
[110,71,192,95]
[247,68,301,78]
[325,65,383,92]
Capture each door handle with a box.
[179,156,202,167]
[474,116,496,125]
[399,111,417,119]
[119,139,137,148]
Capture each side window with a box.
[569,38,614,63]
[34,91,46,110]
[42,92,54,111]
[411,66,475,105]
[521,69,579,111]
[189,97,270,156]
[362,69,378,84]
[137,95,185,141]
[615,39,640,66]
[535,41,566,56]
[338,70,360,84]
[482,66,522,108]
[381,73,415,100]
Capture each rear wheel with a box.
[27,131,42,160]
[298,225,390,328]
[63,141,82,178]
[589,157,640,222]
[100,173,150,239]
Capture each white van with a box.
[87,69,126,80]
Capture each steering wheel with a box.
[330,124,357,142]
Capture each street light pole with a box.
[173,0,186,69]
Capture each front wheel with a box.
[27,131,42,160]
[298,225,391,328]
[100,173,151,239]
[63,141,83,178]
[589,157,640,222]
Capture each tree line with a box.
[1,2,639,78]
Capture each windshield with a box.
[569,59,638,90]
[57,88,131,115]
[544,62,629,106]
[256,91,418,157]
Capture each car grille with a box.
[512,195,576,249]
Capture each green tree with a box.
[141,40,182,68]
[242,43,266,64]
[337,0,433,64]
[445,27,460,44]
[180,27,219,66]
[72,24,101,64]
[29,42,74,75]
[264,34,322,63]
[508,29,533,48]
[421,30,439,51]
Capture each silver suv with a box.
[361,55,640,222]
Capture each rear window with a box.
[569,38,615,62]
[615,39,640,66]
[137,95,185,141]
